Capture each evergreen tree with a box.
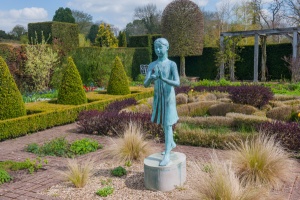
[57,57,87,105]
[0,56,26,120]
[107,56,130,95]
[118,31,127,47]
[53,7,75,23]
[95,23,118,47]
[87,24,99,44]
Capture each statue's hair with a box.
[154,38,169,48]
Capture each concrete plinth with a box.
[144,152,186,191]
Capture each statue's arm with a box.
[159,62,180,87]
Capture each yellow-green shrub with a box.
[0,56,26,120]
[266,106,293,121]
[176,93,188,105]
[107,56,130,95]
[179,116,234,128]
[226,112,271,129]
[208,103,258,116]
[57,57,87,105]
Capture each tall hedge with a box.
[107,56,130,95]
[28,21,79,54]
[0,56,26,120]
[71,47,151,87]
[57,57,87,105]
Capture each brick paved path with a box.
[1,122,300,199]
[0,123,111,200]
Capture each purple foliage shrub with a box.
[258,121,300,151]
[77,110,164,141]
[175,86,191,94]
[105,98,137,112]
[228,85,273,108]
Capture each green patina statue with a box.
[144,38,180,166]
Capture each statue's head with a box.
[154,38,169,49]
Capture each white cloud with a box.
[198,0,209,7]
[66,0,200,29]
[0,7,48,32]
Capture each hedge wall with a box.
[171,43,292,81]
[0,89,153,141]
[128,35,152,47]
[71,47,151,86]
[28,21,79,54]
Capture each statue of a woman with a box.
[144,38,180,166]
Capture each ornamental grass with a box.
[59,158,94,188]
[229,133,292,189]
[102,121,152,163]
[192,153,268,200]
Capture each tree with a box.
[0,56,26,120]
[202,10,220,47]
[284,0,300,25]
[118,31,127,47]
[87,24,99,44]
[161,0,204,77]
[107,56,130,95]
[95,23,118,47]
[10,25,27,40]
[216,36,242,81]
[134,3,161,34]
[24,32,59,92]
[124,20,147,36]
[57,57,87,105]
[71,10,93,35]
[0,30,9,40]
[53,7,75,23]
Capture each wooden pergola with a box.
[219,27,300,82]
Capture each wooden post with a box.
[261,36,267,82]
[254,33,259,82]
[293,30,298,58]
[219,35,225,79]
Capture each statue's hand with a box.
[150,74,158,80]
[158,68,163,80]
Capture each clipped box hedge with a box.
[0,89,153,141]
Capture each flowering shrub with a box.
[83,85,97,92]
[258,121,300,151]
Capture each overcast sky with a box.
[0,0,244,33]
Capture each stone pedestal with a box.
[144,152,186,191]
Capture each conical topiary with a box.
[57,57,87,105]
[0,56,26,120]
[107,56,130,95]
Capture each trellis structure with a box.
[219,27,300,82]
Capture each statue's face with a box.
[154,42,168,58]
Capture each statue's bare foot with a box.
[161,141,176,155]
[159,154,170,166]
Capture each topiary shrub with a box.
[208,103,258,116]
[107,56,130,95]
[176,93,188,105]
[57,57,87,105]
[0,56,26,120]
[266,106,293,121]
